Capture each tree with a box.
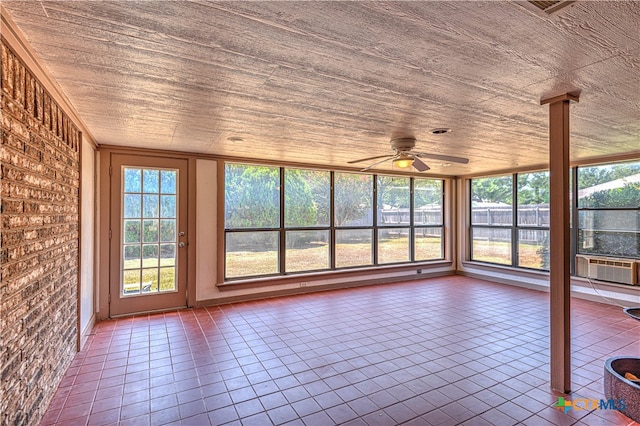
[225,164,280,228]
[334,173,372,226]
[471,176,512,204]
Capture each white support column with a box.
[541,92,579,393]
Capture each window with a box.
[469,161,640,271]
[224,164,280,278]
[224,164,445,280]
[334,172,373,268]
[470,175,513,265]
[517,171,550,269]
[414,178,444,261]
[470,172,551,269]
[577,161,640,258]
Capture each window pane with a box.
[225,164,280,228]
[142,244,159,268]
[159,219,176,242]
[159,267,176,292]
[141,268,159,292]
[160,170,177,194]
[334,172,373,227]
[160,244,176,267]
[123,269,141,295]
[378,228,410,263]
[471,176,513,226]
[124,168,141,193]
[123,245,141,269]
[578,210,639,258]
[142,219,159,243]
[143,169,160,193]
[143,194,159,218]
[160,195,176,218]
[123,194,141,218]
[336,229,373,268]
[226,231,279,278]
[414,179,443,225]
[578,161,640,208]
[471,227,512,265]
[285,230,329,272]
[124,220,141,243]
[517,172,549,227]
[414,227,443,260]
[377,176,410,226]
[285,169,330,227]
[518,229,549,270]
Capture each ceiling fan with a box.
[348,137,469,172]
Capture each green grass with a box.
[226,237,444,277]
[472,240,546,268]
[123,258,176,293]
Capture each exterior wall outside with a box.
[1,41,80,425]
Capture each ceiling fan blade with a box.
[361,155,398,171]
[348,154,394,164]
[413,152,469,164]
[412,157,430,172]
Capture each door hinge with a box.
[109,165,112,176]
[108,293,111,303]
[109,229,112,240]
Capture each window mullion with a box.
[279,167,286,275]
[512,173,518,267]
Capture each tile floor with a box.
[40,276,640,425]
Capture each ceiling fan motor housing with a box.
[390,137,417,151]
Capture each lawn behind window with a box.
[226,236,443,278]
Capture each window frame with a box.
[575,161,640,260]
[469,172,551,270]
[223,163,445,281]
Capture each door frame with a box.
[97,147,197,319]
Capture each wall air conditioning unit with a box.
[575,255,637,285]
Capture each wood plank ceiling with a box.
[3,1,639,176]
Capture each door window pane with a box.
[123,245,141,269]
[124,168,141,193]
[159,219,176,242]
[225,231,279,278]
[143,194,159,218]
[285,169,330,228]
[334,173,372,227]
[285,230,329,272]
[124,194,141,218]
[160,170,177,194]
[336,229,373,268]
[143,169,160,193]
[160,195,176,218]
[471,227,512,265]
[124,220,141,243]
[378,228,410,263]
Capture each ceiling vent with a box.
[518,0,576,17]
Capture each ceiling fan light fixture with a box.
[393,156,413,168]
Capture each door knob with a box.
[179,242,186,248]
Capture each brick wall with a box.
[1,41,80,425]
